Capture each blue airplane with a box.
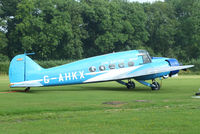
[9,50,193,92]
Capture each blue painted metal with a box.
[166,58,179,76]
[9,54,25,83]
[136,80,152,87]
[116,80,127,86]
[9,54,43,84]
[8,50,193,89]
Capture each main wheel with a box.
[126,84,131,89]
[151,82,160,90]
[126,81,135,89]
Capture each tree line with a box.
[0,0,200,61]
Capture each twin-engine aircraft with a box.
[9,50,193,92]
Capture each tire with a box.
[129,81,135,89]
[151,82,160,90]
[127,81,135,89]
[126,84,131,89]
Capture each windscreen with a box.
[138,50,152,64]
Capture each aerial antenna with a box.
[24,52,35,56]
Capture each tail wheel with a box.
[25,87,30,92]
[151,82,160,90]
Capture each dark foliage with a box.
[0,0,199,65]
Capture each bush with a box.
[0,61,10,74]
[180,59,200,75]
[0,54,9,62]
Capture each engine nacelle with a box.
[166,58,179,77]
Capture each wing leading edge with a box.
[84,65,194,83]
[129,65,194,78]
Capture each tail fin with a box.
[9,54,43,84]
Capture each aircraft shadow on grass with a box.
[8,86,153,94]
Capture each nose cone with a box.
[166,58,180,76]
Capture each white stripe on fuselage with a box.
[10,65,142,87]
[84,65,142,83]
[85,71,108,75]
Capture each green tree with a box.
[81,0,148,57]
[55,0,86,59]
[173,0,200,60]
[0,0,22,59]
[144,2,178,57]
[0,31,8,61]
[6,0,85,60]
[119,2,149,51]
[0,2,8,60]
[81,0,113,56]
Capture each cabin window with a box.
[118,63,124,68]
[109,64,115,69]
[99,65,106,71]
[128,61,134,67]
[89,66,96,72]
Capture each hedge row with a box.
[0,61,10,75]
[180,59,200,75]
[0,60,74,74]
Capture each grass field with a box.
[0,75,200,134]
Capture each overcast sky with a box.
[128,0,164,3]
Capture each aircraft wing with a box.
[84,65,194,83]
[129,65,194,78]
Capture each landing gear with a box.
[126,80,135,89]
[25,87,30,92]
[136,79,161,90]
[151,81,160,90]
[116,79,135,89]
[117,79,161,90]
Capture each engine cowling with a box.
[166,58,179,77]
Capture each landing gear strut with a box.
[116,79,135,89]
[25,87,30,92]
[117,79,161,90]
[136,79,161,90]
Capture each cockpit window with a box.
[138,50,152,64]
[142,55,151,63]
[89,66,96,72]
